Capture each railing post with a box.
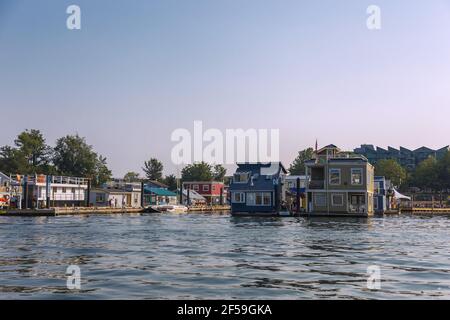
[296,177,301,214]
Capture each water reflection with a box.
[0,213,450,299]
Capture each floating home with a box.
[7,174,89,209]
[182,181,226,205]
[305,145,375,217]
[229,162,287,216]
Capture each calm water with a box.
[0,213,449,299]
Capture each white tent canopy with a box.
[393,188,411,201]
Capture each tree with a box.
[0,146,26,174]
[163,174,178,191]
[124,171,140,182]
[212,164,227,181]
[375,159,407,187]
[289,148,314,175]
[412,156,440,191]
[0,129,53,174]
[53,134,112,186]
[181,162,213,181]
[95,155,113,186]
[15,129,52,170]
[437,150,450,190]
[142,158,163,181]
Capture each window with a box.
[246,192,271,206]
[246,192,255,205]
[202,185,210,192]
[233,172,250,183]
[351,168,363,185]
[212,185,216,191]
[232,192,245,203]
[374,198,378,210]
[62,187,66,193]
[329,168,341,185]
[193,184,199,191]
[72,188,76,194]
[331,194,344,206]
[263,193,271,205]
[96,193,105,202]
[314,193,327,206]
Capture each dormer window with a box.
[233,172,250,183]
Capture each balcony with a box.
[308,180,325,189]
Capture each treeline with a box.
[0,129,227,190]
[288,147,450,192]
[124,160,227,191]
[0,129,112,186]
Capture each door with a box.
[350,194,365,213]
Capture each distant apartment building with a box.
[354,145,449,170]
[305,145,375,217]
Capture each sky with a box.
[1,0,450,177]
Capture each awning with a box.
[393,188,411,201]
[144,187,177,197]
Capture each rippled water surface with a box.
[1,213,450,299]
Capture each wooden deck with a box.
[1,207,144,217]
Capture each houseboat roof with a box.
[91,188,133,195]
[235,162,287,174]
[144,186,177,197]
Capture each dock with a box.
[1,207,144,217]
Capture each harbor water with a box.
[0,213,449,299]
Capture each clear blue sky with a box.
[1,0,450,177]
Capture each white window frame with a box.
[232,192,245,203]
[193,184,199,191]
[331,193,344,206]
[202,185,210,192]
[351,168,363,185]
[329,168,341,185]
[246,192,272,206]
[246,192,256,205]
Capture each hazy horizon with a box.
[1,0,450,177]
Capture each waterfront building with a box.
[181,189,206,206]
[229,162,287,216]
[284,175,308,211]
[92,180,142,208]
[182,181,226,205]
[354,145,449,170]
[374,176,390,214]
[305,145,375,217]
[143,186,177,206]
[11,174,89,209]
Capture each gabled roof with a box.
[235,162,287,174]
[413,146,433,152]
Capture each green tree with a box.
[163,174,178,191]
[212,164,227,181]
[181,162,213,181]
[0,146,27,174]
[437,150,450,190]
[0,129,53,174]
[142,158,163,181]
[15,129,52,170]
[123,171,140,182]
[412,156,440,191]
[53,134,112,185]
[375,159,407,187]
[289,148,314,175]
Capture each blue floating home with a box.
[229,162,287,216]
[374,176,388,214]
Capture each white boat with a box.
[150,205,188,214]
